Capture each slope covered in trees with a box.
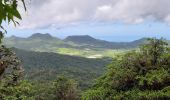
[12,48,111,89]
[64,35,147,49]
[83,38,170,99]
[1,38,169,99]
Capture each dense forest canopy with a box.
[13,48,111,90]
[83,38,170,100]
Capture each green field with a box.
[55,48,128,58]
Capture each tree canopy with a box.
[83,38,170,100]
[0,1,27,99]
[0,0,26,43]
[0,0,25,77]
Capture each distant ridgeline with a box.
[4,33,156,51]
[64,35,148,49]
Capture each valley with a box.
[3,33,150,89]
[1,34,170,99]
[12,48,111,89]
[1,0,170,99]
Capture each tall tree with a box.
[0,0,26,77]
[53,76,80,100]
[0,1,32,99]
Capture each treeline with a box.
[0,38,170,100]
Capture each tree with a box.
[53,76,80,100]
[83,38,170,100]
[0,1,29,99]
[0,0,26,78]
[0,80,33,100]
[0,0,26,43]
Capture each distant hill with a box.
[64,35,100,44]
[12,48,111,89]
[28,33,58,40]
[4,33,148,50]
[64,35,147,49]
[4,33,73,52]
[4,33,169,57]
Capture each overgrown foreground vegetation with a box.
[0,38,169,100]
[83,38,170,100]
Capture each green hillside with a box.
[12,48,111,89]
[64,35,147,49]
[1,38,169,99]
[3,33,149,58]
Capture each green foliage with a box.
[82,87,106,100]
[53,76,80,100]
[28,76,80,100]
[0,46,23,83]
[0,45,29,99]
[83,38,170,99]
[0,0,26,43]
[0,80,33,100]
[0,0,32,100]
[12,48,111,89]
[0,0,26,92]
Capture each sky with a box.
[5,0,170,42]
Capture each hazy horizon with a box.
[5,31,170,42]
[5,32,169,42]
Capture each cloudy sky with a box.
[5,0,170,41]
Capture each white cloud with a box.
[19,0,170,29]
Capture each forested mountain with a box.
[64,35,147,49]
[4,33,72,51]
[4,33,149,51]
[12,48,111,89]
[28,33,57,40]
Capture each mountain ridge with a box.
[64,35,147,49]
[3,33,170,58]
[4,33,169,57]
[6,33,147,43]
[28,33,59,40]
